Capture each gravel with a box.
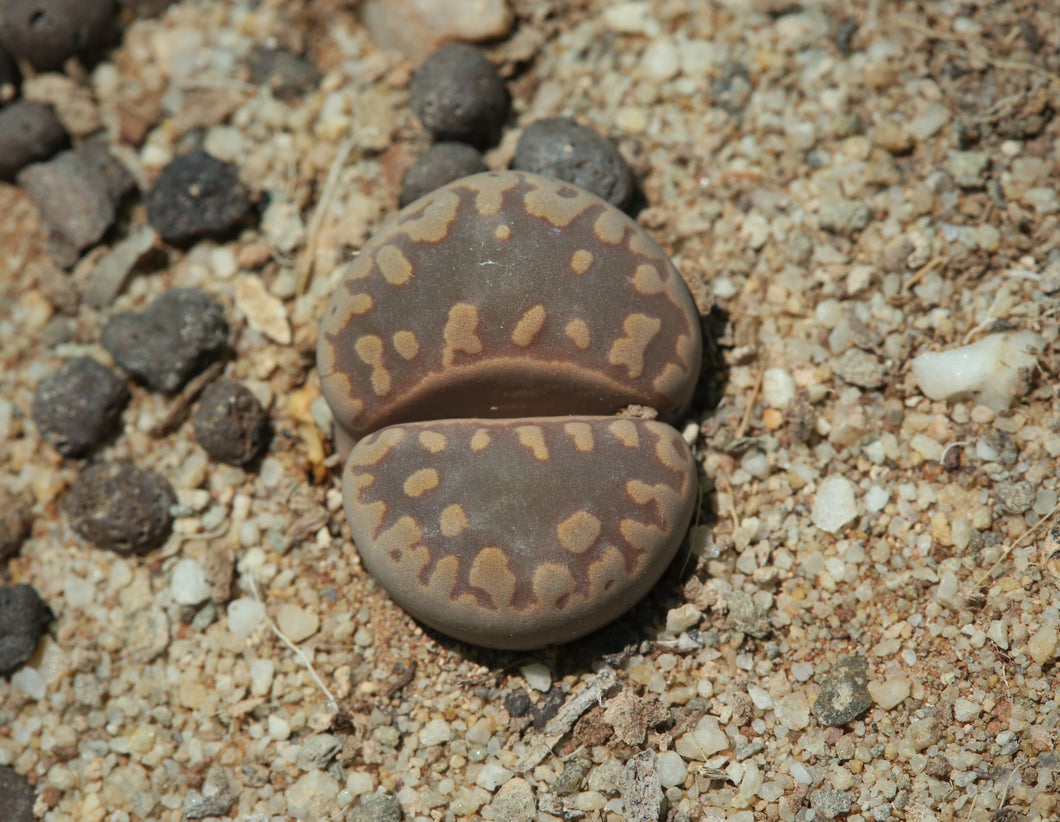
[0,489,32,561]
[246,44,321,101]
[17,148,119,267]
[810,788,854,819]
[3,3,1060,822]
[182,787,236,819]
[812,656,873,727]
[349,793,404,822]
[398,142,487,207]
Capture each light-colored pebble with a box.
[520,662,552,692]
[1027,624,1058,666]
[812,476,858,533]
[762,368,796,409]
[419,718,452,747]
[664,603,700,636]
[227,598,266,639]
[234,274,292,345]
[868,678,911,710]
[276,604,319,643]
[285,770,340,821]
[249,658,275,697]
[170,558,212,606]
[674,715,728,760]
[475,761,513,792]
[602,2,659,35]
[952,698,981,723]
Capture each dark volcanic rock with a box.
[513,117,635,210]
[0,100,68,181]
[145,151,252,244]
[63,461,176,554]
[102,287,228,392]
[193,379,269,466]
[33,356,129,456]
[0,583,53,676]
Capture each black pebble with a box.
[102,287,228,393]
[0,489,32,562]
[513,117,635,210]
[0,100,69,182]
[531,685,566,731]
[503,688,531,718]
[0,41,21,105]
[0,766,35,822]
[33,356,129,457]
[399,142,487,207]
[193,379,268,466]
[409,43,509,148]
[0,0,117,71]
[145,151,252,244]
[63,461,175,554]
[248,45,321,101]
[0,583,53,676]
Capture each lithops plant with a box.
[318,170,702,456]
[318,170,704,649]
[344,417,696,649]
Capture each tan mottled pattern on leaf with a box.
[343,417,696,650]
[318,171,702,445]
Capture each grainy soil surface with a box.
[2,1,1060,821]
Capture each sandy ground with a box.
[1,1,1059,820]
